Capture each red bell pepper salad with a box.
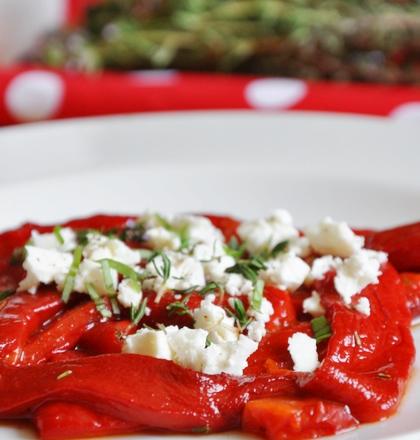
[0,213,418,440]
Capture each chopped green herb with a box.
[76,229,94,246]
[120,224,145,243]
[85,282,112,318]
[57,370,73,380]
[167,295,192,317]
[150,252,171,283]
[270,240,289,258]
[100,259,116,294]
[224,236,245,260]
[110,297,121,315]
[139,249,154,260]
[0,289,15,301]
[99,259,141,291]
[10,247,26,266]
[225,256,266,284]
[155,214,172,230]
[227,298,252,330]
[251,279,264,312]
[62,245,84,303]
[311,316,332,343]
[131,297,148,325]
[53,225,65,245]
[178,225,190,250]
[198,281,222,296]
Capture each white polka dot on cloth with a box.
[5,71,64,121]
[390,102,420,121]
[245,78,307,110]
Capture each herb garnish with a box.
[10,247,26,266]
[131,297,148,325]
[99,258,141,291]
[62,245,84,303]
[149,252,171,283]
[85,282,112,318]
[120,223,145,243]
[57,370,73,380]
[167,295,192,317]
[225,256,266,284]
[270,240,289,258]
[0,289,15,301]
[100,259,116,294]
[251,279,264,312]
[53,225,65,245]
[224,236,245,260]
[227,298,252,330]
[311,316,332,343]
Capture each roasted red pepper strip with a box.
[36,402,143,440]
[0,354,297,432]
[18,302,102,366]
[400,273,420,320]
[366,222,420,272]
[204,214,241,241]
[242,397,358,440]
[299,264,415,422]
[0,291,63,365]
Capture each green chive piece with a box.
[99,259,140,291]
[139,249,154,260]
[150,252,171,283]
[251,279,264,312]
[0,289,15,301]
[85,282,112,319]
[311,316,332,343]
[224,236,245,260]
[62,245,84,303]
[167,295,192,317]
[57,370,73,380]
[225,256,266,284]
[110,297,121,315]
[100,259,116,294]
[131,297,148,325]
[271,240,289,257]
[227,298,252,330]
[53,225,65,245]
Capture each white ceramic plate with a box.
[0,111,419,440]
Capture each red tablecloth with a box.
[1,66,420,125]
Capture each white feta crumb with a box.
[260,253,310,291]
[306,255,343,283]
[192,239,225,261]
[304,217,364,258]
[73,259,118,296]
[117,278,142,308]
[172,214,224,247]
[238,209,299,255]
[18,246,73,294]
[302,291,325,317]
[287,236,312,258]
[247,298,274,342]
[123,328,172,360]
[83,234,141,266]
[288,332,319,373]
[144,226,181,251]
[193,294,238,344]
[334,249,387,305]
[143,251,205,294]
[31,228,77,252]
[354,297,371,316]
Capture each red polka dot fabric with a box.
[1,66,420,126]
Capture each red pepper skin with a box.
[264,286,297,330]
[0,291,63,365]
[36,402,143,440]
[400,273,420,320]
[79,320,135,354]
[242,397,358,440]
[0,354,297,432]
[300,264,415,422]
[18,302,102,366]
[366,222,420,272]
[204,214,241,241]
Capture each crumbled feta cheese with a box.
[304,217,364,258]
[172,214,224,247]
[260,254,310,291]
[143,226,181,251]
[143,251,205,294]
[287,236,312,258]
[238,209,299,255]
[117,278,142,308]
[354,297,371,316]
[247,298,274,342]
[302,291,325,317]
[83,234,141,266]
[334,250,387,305]
[18,246,72,294]
[192,239,225,261]
[193,294,238,344]
[123,328,172,360]
[288,332,319,373]
[202,335,258,376]
[306,255,343,283]
[123,325,258,376]
[31,228,77,252]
